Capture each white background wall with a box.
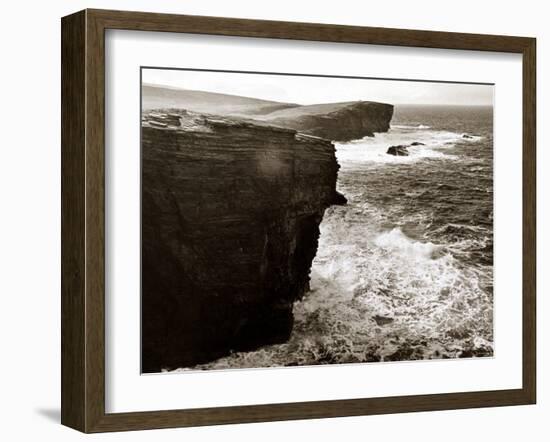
[0,0,546,440]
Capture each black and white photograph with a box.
[140,68,494,374]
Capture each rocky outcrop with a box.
[387,145,410,156]
[258,101,394,142]
[332,191,348,205]
[141,111,341,372]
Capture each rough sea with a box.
[188,104,494,370]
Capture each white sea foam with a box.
[374,228,444,260]
[392,124,431,130]
[335,125,481,166]
[303,209,493,360]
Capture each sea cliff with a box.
[141,111,341,372]
[258,101,394,141]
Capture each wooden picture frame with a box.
[61,8,536,433]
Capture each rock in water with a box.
[332,191,348,205]
[387,145,410,156]
[372,315,394,326]
[141,111,341,372]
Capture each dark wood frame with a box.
[61,8,536,433]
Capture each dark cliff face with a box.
[255,101,394,142]
[141,112,340,372]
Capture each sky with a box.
[142,68,493,107]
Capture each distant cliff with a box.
[141,111,341,372]
[143,85,394,142]
[142,83,299,115]
[257,101,394,141]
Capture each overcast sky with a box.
[142,68,493,106]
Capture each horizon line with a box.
[143,81,493,108]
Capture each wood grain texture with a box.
[84,10,107,432]
[60,8,537,433]
[522,38,537,403]
[61,10,86,432]
[89,8,532,52]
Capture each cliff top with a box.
[256,100,394,121]
[141,110,333,145]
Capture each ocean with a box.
[188,104,494,370]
